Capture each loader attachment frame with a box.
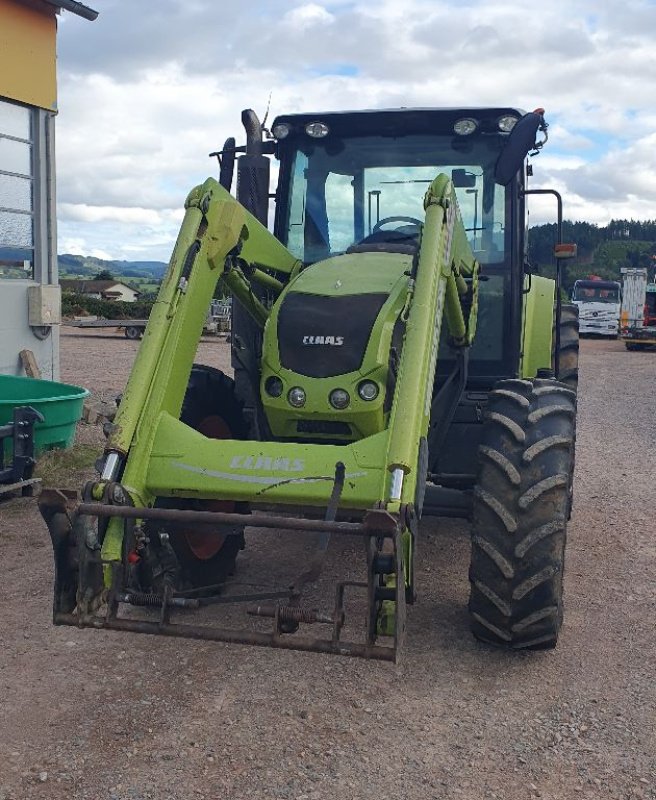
[40,488,404,661]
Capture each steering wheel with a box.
[372,215,423,232]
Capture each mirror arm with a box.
[522,188,564,374]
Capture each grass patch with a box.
[34,443,101,488]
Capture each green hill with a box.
[527,219,656,288]
[58,254,167,281]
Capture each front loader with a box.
[40,107,578,661]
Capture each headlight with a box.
[305,121,329,138]
[265,376,283,398]
[357,380,379,401]
[272,122,291,140]
[453,118,478,136]
[329,389,350,409]
[497,114,519,133]
[288,387,306,407]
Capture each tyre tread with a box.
[469,377,576,650]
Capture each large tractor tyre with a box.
[552,304,579,392]
[469,377,576,650]
[552,303,579,517]
[166,364,248,590]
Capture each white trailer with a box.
[65,302,230,340]
[620,268,648,330]
[621,267,656,350]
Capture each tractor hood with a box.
[272,252,410,379]
[287,251,412,296]
[260,252,412,441]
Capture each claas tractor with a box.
[40,106,579,661]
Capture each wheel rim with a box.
[184,414,235,560]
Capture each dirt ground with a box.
[0,330,654,800]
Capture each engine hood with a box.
[287,251,413,297]
[259,251,412,441]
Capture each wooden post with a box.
[19,349,42,379]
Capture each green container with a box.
[0,375,89,454]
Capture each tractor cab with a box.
[225,109,546,447]
[245,108,541,390]
[271,108,514,267]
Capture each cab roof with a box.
[272,107,525,138]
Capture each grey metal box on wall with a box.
[27,284,61,326]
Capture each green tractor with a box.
[40,106,578,661]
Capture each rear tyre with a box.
[165,365,248,589]
[552,304,579,517]
[469,378,576,650]
[552,304,579,391]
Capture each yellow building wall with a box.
[0,0,57,111]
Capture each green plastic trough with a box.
[0,375,89,454]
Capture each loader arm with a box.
[40,171,479,662]
[103,179,301,464]
[385,173,478,507]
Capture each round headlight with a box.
[329,389,350,409]
[497,114,519,133]
[357,380,379,401]
[305,121,329,138]
[265,376,283,398]
[272,122,291,140]
[453,118,479,136]
[288,387,306,408]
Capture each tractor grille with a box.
[297,420,352,436]
[277,292,388,378]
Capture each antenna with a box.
[261,92,273,138]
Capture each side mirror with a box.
[494,110,546,186]
[451,168,476,188]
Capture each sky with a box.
[54,0,656,262]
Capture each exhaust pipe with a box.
[237,109,270,225]
[241,109,263,156]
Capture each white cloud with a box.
[53,0,656,260]
[282,3,335,28]
[59,204,163,225]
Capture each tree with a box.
[95,269,114,281]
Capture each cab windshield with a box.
[280,134,508,266]
[572,282,620,304]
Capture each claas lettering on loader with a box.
[40,107,578,661]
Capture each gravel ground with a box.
[0,331,654,800]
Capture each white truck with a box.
[620,267,656,350]
[571,278,621,337]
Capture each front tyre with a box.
[469,378,576,650]
[165,365,248,589]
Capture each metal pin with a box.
[390,468,404,502]
[101,452,120,481]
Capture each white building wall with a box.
[0,102,59,380]
[0,279,59,377]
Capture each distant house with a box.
[60,279,141,302]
